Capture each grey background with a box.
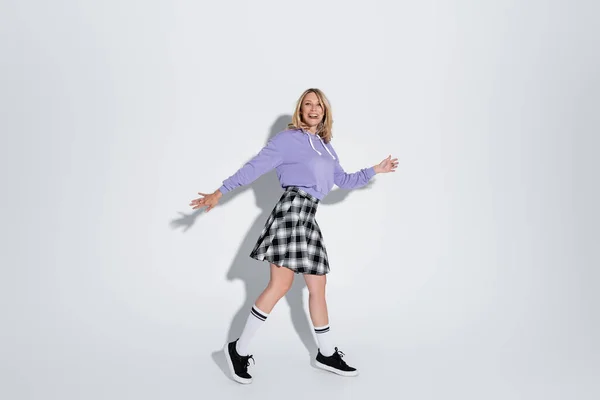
[1,1,598,399]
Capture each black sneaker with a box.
[224,339,255,384]
[315,347,359,377]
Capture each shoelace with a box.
[241,354,255,370]
[332,347,348,366]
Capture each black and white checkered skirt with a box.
[249,186,330,275]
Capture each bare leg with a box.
[254,263,295,313]
[303,273,328,327]
[225,263,295,384]
[304,273,358,376]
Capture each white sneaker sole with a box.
[314,360,359,377]
[223,342,252,384]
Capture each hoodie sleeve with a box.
[328,143,376,190]
[219,133,285,195]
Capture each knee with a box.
[268,278,293,298]
[308,289,326,300]
[307,282,326,299]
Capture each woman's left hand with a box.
[374,155,398,174]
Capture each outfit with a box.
[219,128,375,275]
[221,128,370,383]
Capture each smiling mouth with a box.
[309,114,320,118]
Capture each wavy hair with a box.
[287,88,333,143]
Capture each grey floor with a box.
[4,310,598,400]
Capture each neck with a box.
[306,126,318,134]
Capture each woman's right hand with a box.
[189,189,223,212]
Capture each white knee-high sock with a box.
[236,304,270,356]
[314,324,335,356]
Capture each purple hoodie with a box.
[219,128,375,200]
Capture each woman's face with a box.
[300,92,324,130]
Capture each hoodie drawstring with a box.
[306,132,321,155]
[304,130,336,160]
[317,135,337,160]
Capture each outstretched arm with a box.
[190,133,285,213]
[334,154,398,189]
[219,134,284,195]
[334,161,376,189]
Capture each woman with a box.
[190,88,398,384]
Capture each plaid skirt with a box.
[249,186,330,275]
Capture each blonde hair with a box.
[287,88,333,143]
